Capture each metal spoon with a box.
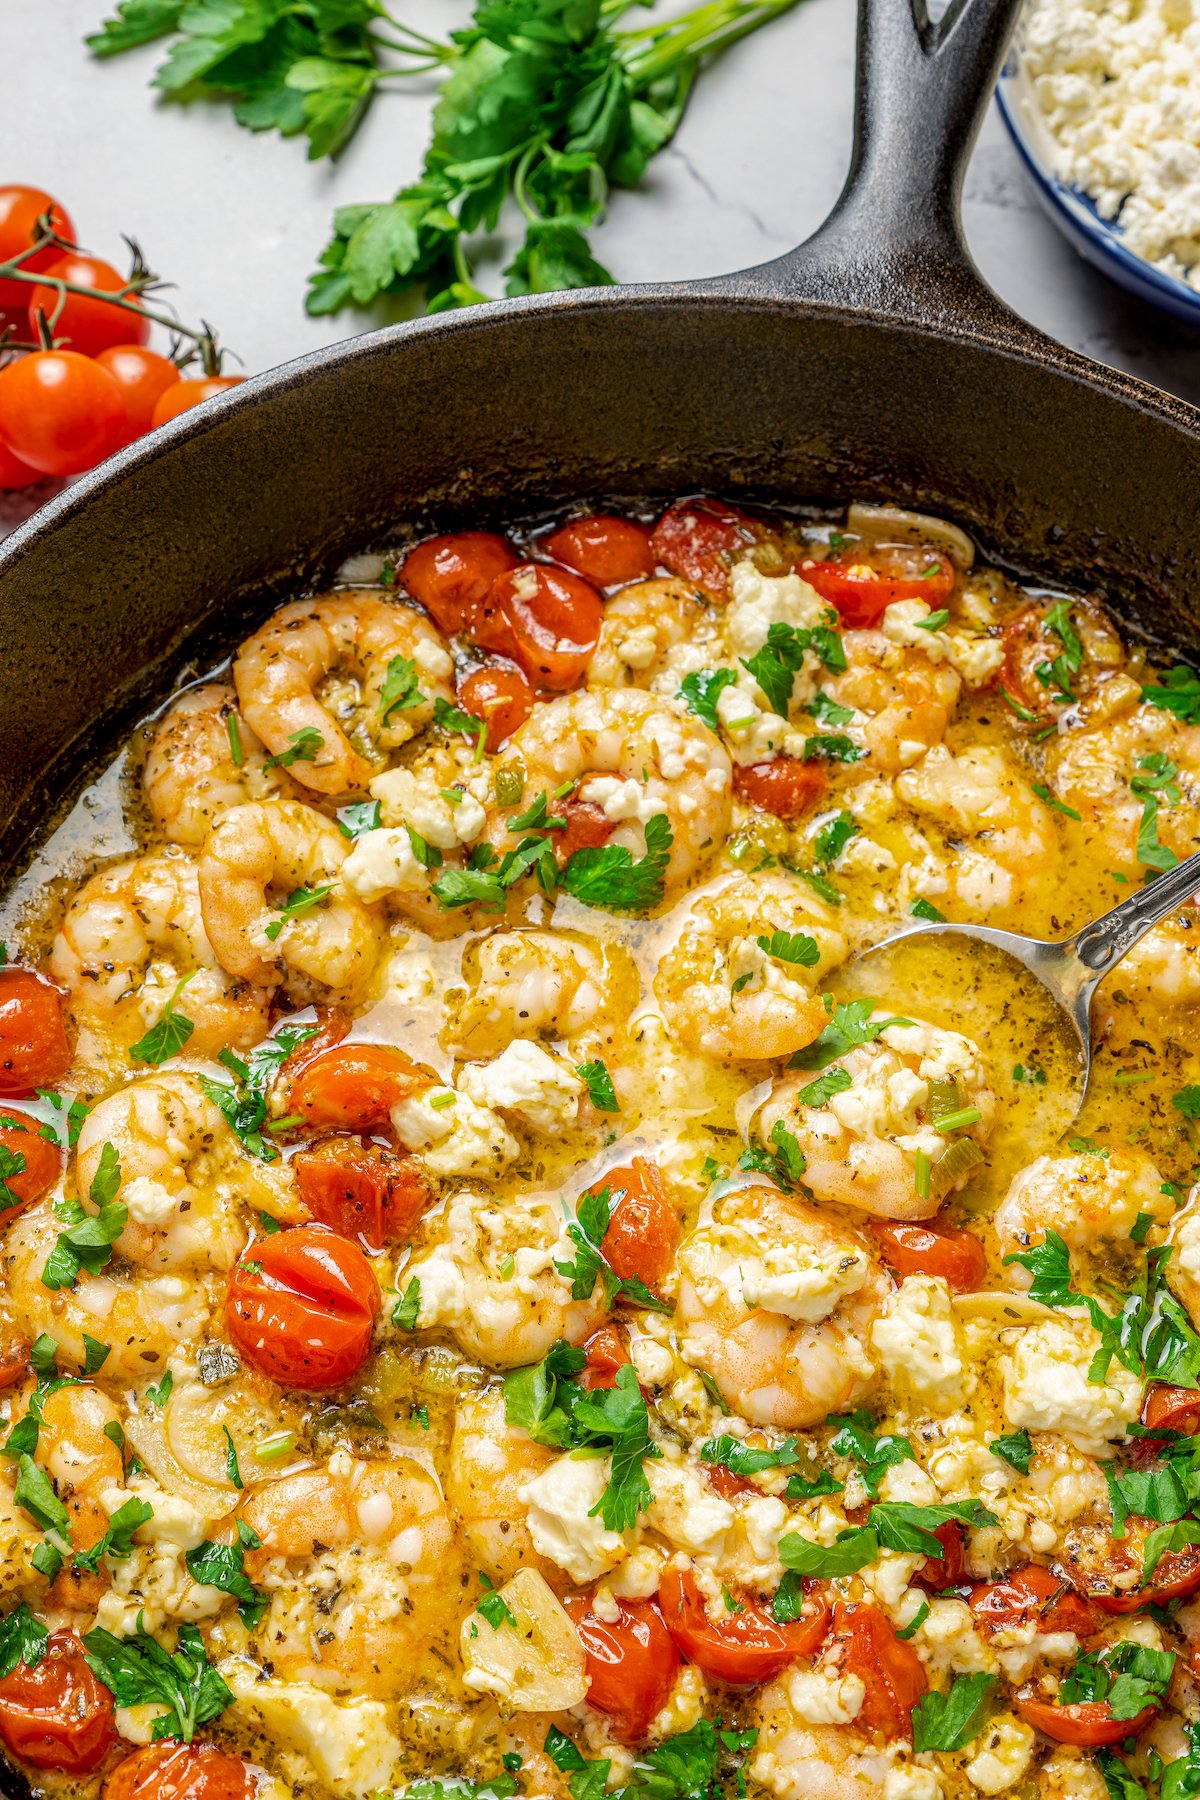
[866,847,1200,1112]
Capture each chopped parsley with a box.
[911,1672,997,1753]
[1132,753,1181,874]
[755,929,820,967]
[392,1276,422,1331]
[737,1120,806,1191]
[83,1619,233,1744]
[560,813,674,914]
[0,1603,48,1679]
[1032,782,1081,821]
[1141,665,1200,725]
[186,1519,267,1628]
[812,810,856,867]
[1060,1641,1175,1722]
[826,1410,916,1498]
[555,1186,672,1313]
[801,733,863,764]
[263,725,325,770]
[796,1067,853,1108]
[911,897,945,923]
[198,1024,316,1163]
[263,882,335,941]
[777,1499,996,1578]
[789,998,912,1071]
[129,972,195,1067]
[699,1435,802,1477]
[380,657,426,722]
[336,799,383,840]
[807,690,854,729]
[503,1347,659,1531]
[988,1428,1034,1475]
[41,1142,126,1291]
[678,668,737,732]
[576,1059,619,1113]
[475,1572,518,1631]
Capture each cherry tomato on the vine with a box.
[0,967,71,1094]
[0,1631,116,1774]
[567,1594,681,1740]
[658,1566,828,1685]
[293,1134,431,1250]
[150,376,245,429]
[0,351,130,478]
[27,253,147,359]
[102,1741,256,1800]
[870,1218,987,1291]
[226,1224,380,1390]
[457,664,534,746]
[402,531,520,635]
[733,758,827,822]
[0,1108,63,1222]
[287,1042,426,1132]
[0,439,41,490]
[584,1157,677,1289]
[800,545,954,629]
[825,1601,926,1740]
[544,514,656,588]
[0,187,75,315]
[95,345,181,435]
[474,563,604,689]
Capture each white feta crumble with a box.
[726,559,827,652]
[784,1665,865,1724]
[644,1462,733,1561]
[342,827,429,903]
[390,1088,519,1178]
[884,1772,944,1800]
[963,1713,1036,1794]
[226,1673,401,1798]
[1001,1316,1142,1457]
[370,766,485,848]
[519,1453,634,1583]
[459,1041,584,1135]
[871,1276,969,1412]
[582,775,670,826]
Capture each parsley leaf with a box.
[679,668,737,732]
[561,813,673,914]
[555,1187,672,1314]
[576,1059,619,1113]
[989,1428,1034,1475]
[812,810,856,867]
[796,1067,852,1108]
[336,799,382,840]
[1142,665,1200,725]
[41,1143,127,1290]
[198,1024,315,1163]
[186,1520,267,1629]
[263,726,324,770]
[700,1435,801,1477]
[83,1619,233,1743]
[263,882,335,942]
[379,656,425,723]
[392,1276,422,1331]
[755,929,819,967]
[0,1602,49,1679]
[911,1672,996,1753]
[475,1572,518,1631]
[789,1000,912,1071]
[801,733,863,764]
[827,1411,916,1498]
[737,1120,806,1190]
[129,972,195,1067]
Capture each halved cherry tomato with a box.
[293,1134,431,1250]
[0,350,131,478]
[659,1566,829,1685]
[0,967,71,1095]
[102,1741,255,1800]
[288,1042,426,1131]
[1063,1515,1200,1614]
[0,1630,116,1774]
[0,187,75,314]
[457,664,534,746]
[27,253,147,358]
[649,499,762,601]
[911,1521,970,1594]
[150,377,244,429]
[826,1601,926,1740]
[733,759,827,822]
[800,546,954,629]
[0,1108,63,1221]
[870,1218,987,1291]
[970,1565,1100,1641]
[474,564,604,690]
[568,1595,681,1740]
[705,1462,757,1502]
[95,345,181,435]
[1137,1382,1200,1455]
[544,515,655,588]
[278,1006,351,1085]
[585,1158,678,1288]
[578,1323,631,1392]
[0,439,41,491]
[554,798,616,867]
[1013,1689,1158,1747]
[402,532,520,635]
[226,1224,380,1390]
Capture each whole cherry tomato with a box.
[473,563,604,690]
[970,1565,1100,1641]
[733,758,827,822]
[911,1521,970,1594]
[287,1042,426,1131]
[0,1631,116,1774]
[659,1566,829,1685]
[226,1224,380,1390]
[27,253,147,358]
[799,546,955,629]
[649,499,763,601]
[870,1218,987,1291]
[0,439,41,491]
[578,1323,632,1392]
[543,515,656,588]
[293,1134,431,1250]
[553,798,616,867]
[826,1601,926,1740]
[457,664,534,746]
[0,967,71,1094]
[1133,1383,1200,1463]
[95,346,180,435]
[402,531,520,635]
[150,377,245,429]
[0,187,75,314]
[1013,1688,1158,1747]
[569,1595,681,1740]
[0,1108,63,1221]
[102,1741,256,1800]
[584,1158,677,1289]
[0,351,130,478]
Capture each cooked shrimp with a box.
[445,927,639,1056]
[233,590,456,796]
[675,1184,890,1426]
[896,745,1059,918]
[824,631,962,774]
[400,1188,608,1368]
[654,872,846,1062]
[1095,912,1200,1051]
[1048,703,1200,874]
[198,799,383,1001]
[239,1451,459,1698]
[49,850,270,1062]
[757,1016,995,1221]
[143,682,298,848]
[13,1380,125,1614]
[750,1680,897,1798]
[587,578,716,689]
[445,1388,559,1585]
[75,1073,297,1272]
[491,689,732,894]
[996,1148,1171,1269]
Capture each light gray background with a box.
[4,0,1199,437]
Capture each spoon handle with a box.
[1069,847,1200,976]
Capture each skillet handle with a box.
[738,0,1025,316]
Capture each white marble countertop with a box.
[5,0,1200,447]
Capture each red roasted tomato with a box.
[543,515,656,588]
[568,1594,681,1740]
[584,1157,678,1289]
[456,664,534,746]
[473,564,604,690]
[799,544,954,628]
[870,1218,987,1291]
[649,499,763,601]
[0,1631,116,1774]
[659,1566,829,1685]
[733,759,827,822]
[0,967,71,1095]
[293,1134,431,1250]
[402,532,520,634]
[102,1741,256,1800]
[226,1224,380,1390]
[0,1108,63,1222]
[825,1601,927,1741]
[288,1042,426,1131]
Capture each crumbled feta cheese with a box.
[884,1772,944,1800]
[342,827,429,903]
[649,1664,708,1739]
[390,1089,519,1178]
[227,1674,401,1799]
[583,775,669,826]
[915,1599,996,1677]
[784,1666,865,1724]
[726,559,827,652]
[1002,1317,1141,1457]
[370,767,485,848]
[459,1041,584,1135]
[964,1713,1036,1794]
[871,1276,969,1412]
[519,1453,634,1583]
[645,1462,733,1561]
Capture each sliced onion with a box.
[846,504,976,570]
[928,1137,985,1200]
[459,1567,587,1711]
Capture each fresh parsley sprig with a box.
[789,999,913,1072]
[555,1186,673,1313]
[199,1024,316,1163]
[41,1142,126,1291]
[503,1347,659,1530]
[83,1618,233,1744]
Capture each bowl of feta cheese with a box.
[996,0,1200,324]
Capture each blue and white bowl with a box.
[996,46,1200,327]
